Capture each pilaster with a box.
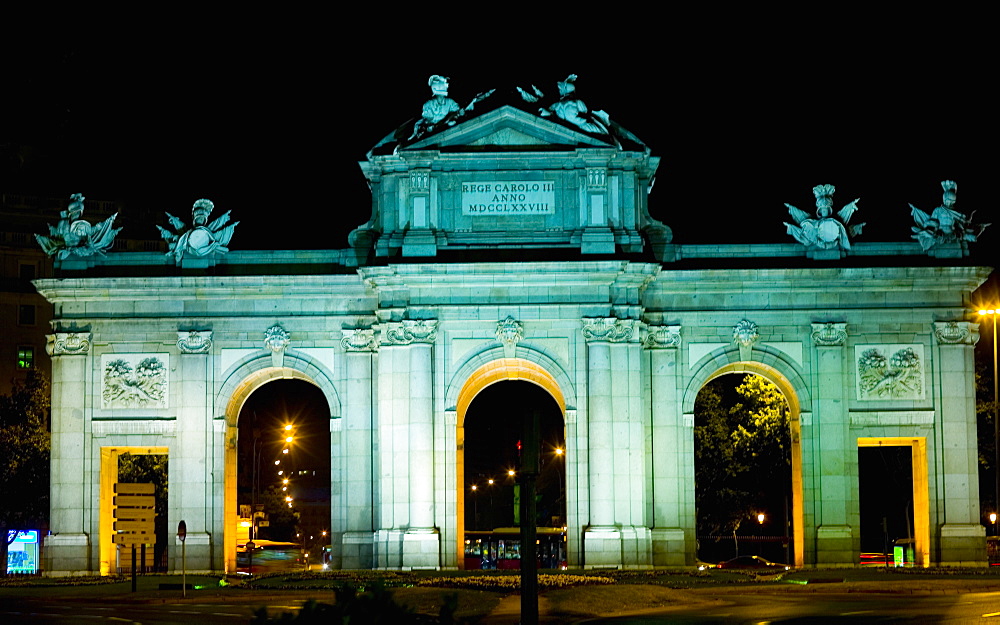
[44,332,93,575]
[339,329,377,569]
[933,321,987,565]
[810,322,856,565]
[170,331,214,573]
[645,325,692,565]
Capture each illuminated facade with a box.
[36,85,989,574]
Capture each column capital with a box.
[342,328,378,352]
[811,322,848,347]
[46,332,92,356]
[582,317,638,343]
[643,324,681,349]
[381,319,438,346]
[933,321,979,346]
[177,330,213,354]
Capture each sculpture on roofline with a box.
[784,184,865,251]
[408,75,494,141]
[910,180,989,252]
[156,198,238,262]
[519,74,613,136]
[35,193,122,260]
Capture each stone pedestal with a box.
[341,531,375,570]
[650,528,687,566]
[815,525,854,566]
[43,533,91,576]
[581,228,615,254]
[172,533,214,574]
[939,524,987,566]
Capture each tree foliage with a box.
[694,374,790,537]
[0,370,51,575]
[259,485,298,542]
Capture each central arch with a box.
[455,358,567,568]
[685,352,807,567]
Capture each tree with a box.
[0,371,51,576]
[694,374,790,540]
[259,485,298,542]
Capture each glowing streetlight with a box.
[979,307,999,523]
[554,447,564,456]
[757,513,766,525]
[488,478,495,486]
[284,424,293,431]
[471,484,478,491]
[507,469,516,477]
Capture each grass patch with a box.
[392,587,502,621]
[545,584,704,618]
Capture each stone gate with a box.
[36,75,990,574]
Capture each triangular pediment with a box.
[403,105,617,151]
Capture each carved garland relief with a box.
[855,344,925,400]
[101,353,169,409]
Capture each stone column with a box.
[44,332,93,575]
[582,317,641,567]
[374,320,439,569]
[171,331,214,573]
[933,321,987,565]
[646,326,691,565]
[340,329,377,569]
[810,322,855,565]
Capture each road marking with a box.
[841,611,873,616]
[982,612,1000,617]
[211,612,243,617]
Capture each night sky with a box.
[4,22,994,552]
[3,25,994,257]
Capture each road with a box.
[581,591,1000,624]
[0,596,310,624]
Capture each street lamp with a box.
[757,513,766,525]
[978,308,999,522]
[991,512,997,536]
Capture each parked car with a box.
[717,555,790,570]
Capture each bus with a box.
[236,539,303,575]
[464,527,566,570]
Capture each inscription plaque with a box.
[462,181,555,215]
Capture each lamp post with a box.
[990,512,997,537]
[978,309,999,522]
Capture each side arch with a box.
[216,350,342,425]
[216,350,341,573]
[682,345,810,415]
[682,345,807,567]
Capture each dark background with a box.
[2,19,994,256]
